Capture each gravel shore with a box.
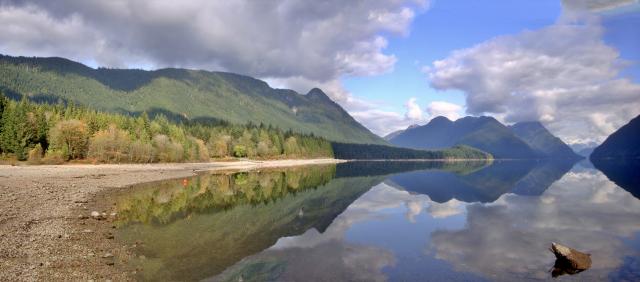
[0,159,342,281]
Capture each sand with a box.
[0,159,343,281]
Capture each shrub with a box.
[129,141,155,163]
[187,137,209,162]
[233,145,247,158]
[88,124,131,163]
[41,149,65,165]
[208,135,231,158]
[27,144,43,164]
[48,120,88,160]
[153,134,184,162]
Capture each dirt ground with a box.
[0,159,342,281]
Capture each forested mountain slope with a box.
[0,54,385,144]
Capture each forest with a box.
[331,142,492,160]
[0,91,333,164]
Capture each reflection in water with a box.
[592,159,640,199]
[114,165,382,281]
[113,160,640,281]
[386,160,575,203]
[115,165,337,226]
[429,170,640,280]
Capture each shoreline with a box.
[0,158,343,281]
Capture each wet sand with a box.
[0,159,342,281]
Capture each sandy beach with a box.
[0,159,343,281]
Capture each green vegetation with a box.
[116,165,337,225]
[114,165,383,281]
[331,142,492,160]
[0,54,385,144]
[0,91,333,163]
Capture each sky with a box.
[0,0,638,146]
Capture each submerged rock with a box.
[549,242,592,277]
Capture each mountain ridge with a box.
[509,121,581,159]
[389,116,579,159]
[0,54,385,145]
[591,114,640,160]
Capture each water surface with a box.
[113,160,640,281]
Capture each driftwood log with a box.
[549,242,592,277]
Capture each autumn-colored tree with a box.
[48,119,89,160]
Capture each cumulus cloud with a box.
[351,97,464,136]
[0,0,422,81]
[404,97,424,120]
[426,101,462,121]
[0,0,431,137]
[426,13,640,144]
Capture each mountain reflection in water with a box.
[112,159,640,281]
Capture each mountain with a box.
[384,124,418,141]
[509,121,581,159]
[591,115,640,160]
[0,54,385,144]
[388,116,539,159]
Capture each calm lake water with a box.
[112,160,640,281]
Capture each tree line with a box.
[0,92,333,164]
[331,142,492,160]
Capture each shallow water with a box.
[113,160,640,281]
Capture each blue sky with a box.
[344,0,562,114]
[343,0,640,139]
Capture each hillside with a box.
[389,116,539,159]
[0,54,385,145]
[509,121,581,159]
[331,143,492,160]
[383,124,418,141]
[591,114,640,160]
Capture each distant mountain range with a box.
[0,54,385,145]
[509,121,580,159]
[388,116,581,159]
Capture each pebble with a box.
[90,211,100,219]
[103,253,113,258]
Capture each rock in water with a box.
[549,242,591,277]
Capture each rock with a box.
[90,211,101,219]
[549,242,592,277]
[103,253,113,258]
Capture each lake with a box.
[111,160,640,281]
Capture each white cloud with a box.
[404,97,423,120]
[562,0,639,13]
[350,98,465,136]
[0,0,435,138]
[426,101,463,121]
[0,0,421,83]
[426,16,640,143]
